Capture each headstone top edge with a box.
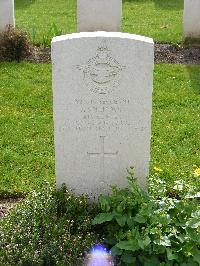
[51,31,154,45]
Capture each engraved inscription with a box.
[74,97,131,131]
[77,41,125,95]
[87,136,118,179]
[60,97,147,132]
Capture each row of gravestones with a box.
[0,0,200,39]
[0,0,199,199]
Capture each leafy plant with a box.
[0,184,101,265]
[149,167,200,200]
[0,25,31,62]
[31,23,63,47]
[93,169,200,265]
[30,27,38,46]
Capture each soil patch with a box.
[1,43,199,64]
[26,46,51,63]
[155,43,200,64]
[24,43,200,65]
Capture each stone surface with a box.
[77,0,122,32]
[0,0,15,32]
[183,0,200,39]
[52,32,154,198]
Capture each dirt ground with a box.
[154,43,200,64]
[24,43,200,64]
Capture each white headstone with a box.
[0,0,15,32]
[77,0,122,32]
[183,0,200,39]
[52,32,154,198]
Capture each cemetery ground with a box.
[0,63,200,196]
[0,63,200,265]
[0,0,200,265]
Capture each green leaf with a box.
[143,256,160,266]
[117,229,127,240]
[127,217,135,227]
[176,234,185,244]
[121,252,136,264]
[99,196,111,212]
[138,236,151,249]
[104,236,116,245]
[116,240,140,251]
[166,248,178,261]
[92,213,114,225]
[138,239,145,249]
[115,214,127,227]
[134,214,146,223]
[186,227,200,243]
[186,217,200,229]
[193,253,200,265]
[110,245,123,256]
[143,236,151,247]
[154,235,171,247]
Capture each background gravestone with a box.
[77,0,122,32]
[183,0,200,40]
[52,32,154,198]
[0,0,15,32]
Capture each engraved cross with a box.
[87,136,118,179]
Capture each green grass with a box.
[0,63,54,196]
[15,0,184,45]
[123,0,183,43]
[15,0,76,46]
[0,63,199,196]
[151,65,200,181]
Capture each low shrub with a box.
[0,25,31,62]
[1,171,199,265]
[93,169,200,265]
[0,184,101,265]
[149,167,200,200]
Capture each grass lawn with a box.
[0,63,199,196]
[0,63,54,196]
[15,0,184,45]
[123,0,183,43]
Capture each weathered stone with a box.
[52,32,154,198]
[77,0,122,32]
[183,0,200,40]
[0,0,15,32]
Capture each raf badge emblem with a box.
[77,42,125,95]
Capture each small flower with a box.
[154,167,163,172]
[194,168,200,176]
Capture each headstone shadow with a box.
[153,0,183,10]
[123,0,183,10]
[123,0,149,3]
[15,0,36,10]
